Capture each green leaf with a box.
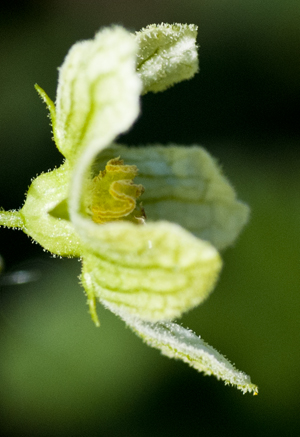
[55,26,142,161]
[135,23,199,94]
[105,304,258,395]
[80,220,222,322]
[93,144,250,250]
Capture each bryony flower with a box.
[0,24,258,394]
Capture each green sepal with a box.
[105,304,258,395]
[135,23,199,94]
[80,221,222,322]
[34,84,58,145]
[94,144,250,250]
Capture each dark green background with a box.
[1,1,300,436]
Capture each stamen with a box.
[90,157,145,224]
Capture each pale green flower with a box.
[0,24,257,394]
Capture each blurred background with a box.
[0,1,299,435]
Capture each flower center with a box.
[90,157,145,224]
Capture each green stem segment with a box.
[0,210,24,229]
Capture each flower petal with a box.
[135,23,199,94]
[55,26,141,160]
[93,144,249,250]
[80,220,221,322]
[67,28,142,239]
[104,303,258,394]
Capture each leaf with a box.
[104,303,258,395]
[80,220,222,322]
[93,144,250,250]
[135,23,199,94]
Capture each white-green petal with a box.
[94,144,249,250]
[19,162,82,256]
[80,220,221,322]
[105,304,258,394]
[55,26,142,161]
[68,29,141,236]
[135,23,199,94]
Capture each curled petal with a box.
[55,26,141,160]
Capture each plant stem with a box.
[0,210,24,229]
